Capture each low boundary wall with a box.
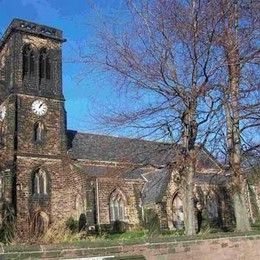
[0,234,260,259]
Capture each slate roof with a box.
[142,170,229,205]
[142,169,170,205]
[67,130,223,174]
[67,130,225,205]
[195,173,229,185]
[72,162,148,180]
[67,130,175,165]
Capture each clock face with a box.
[32,100,48,116]
[0,105,6,121]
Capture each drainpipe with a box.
[96,178,101,233]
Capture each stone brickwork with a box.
[16,94,66,155]
[14,156,87,236]
[96,177,143,227]
[0,18,258,240]
[0,19,77,237]
[0,234,260,259]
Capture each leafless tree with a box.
[81,0,259,234]
[210,0,260,232]
[81,0,230,235]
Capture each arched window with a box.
[172,193,184,230]
[34,122,44,143]
[39,48,51,82]
[109,189,126,222]
[33,169,48,196]
[22,45,35,78]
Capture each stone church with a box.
[0,19,257,237]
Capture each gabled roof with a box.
[142,169,170,205]
[67,130,175,166]
[67,130,223,171]
[142,170,229,205]
[72,162,147,180]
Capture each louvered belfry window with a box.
[23,44,35,78]
[39,48,51,82]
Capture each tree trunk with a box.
[231,103,251,232]
[233,179,251,232]
[181,103,197,236]
[182,157,196,236]
[222,3,251,231]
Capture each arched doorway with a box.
[172,193,184,230]
[33,211,49,236]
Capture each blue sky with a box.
[0,0,127,134]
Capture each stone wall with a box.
[0,234,260,259]
[15,94,66,156]
[96,177,143,228]
[15,157,86,236]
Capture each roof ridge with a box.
[67,129,174,145]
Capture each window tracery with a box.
[109,189,126,222]
[33,169,48,196]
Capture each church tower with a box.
[0,19,70,236]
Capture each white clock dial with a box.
[0,105,6,121]
[32,100,48,116]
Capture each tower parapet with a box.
[0,19,66,51]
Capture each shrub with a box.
[144,209,160,237]
[78,213,87,232]
[66,217,79,233]
[0,202,16,243]
[41,222,81,244]
[111,220,127,234]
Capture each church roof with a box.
[142,170,229,205]
[67,130,223,171]
[72,163,147,180]
[67,130,175,166]
[142,169,170,205]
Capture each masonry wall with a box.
[15,94,66,156]
[97,178,143,228]
[16,157,86,236]
[1,234,260,259]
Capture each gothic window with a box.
[172,193,184,230]
[34,122,44,143]
[22,45,35,78]
[109,189,126,222]
[33,169,48,196]
[39,48,51,82]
